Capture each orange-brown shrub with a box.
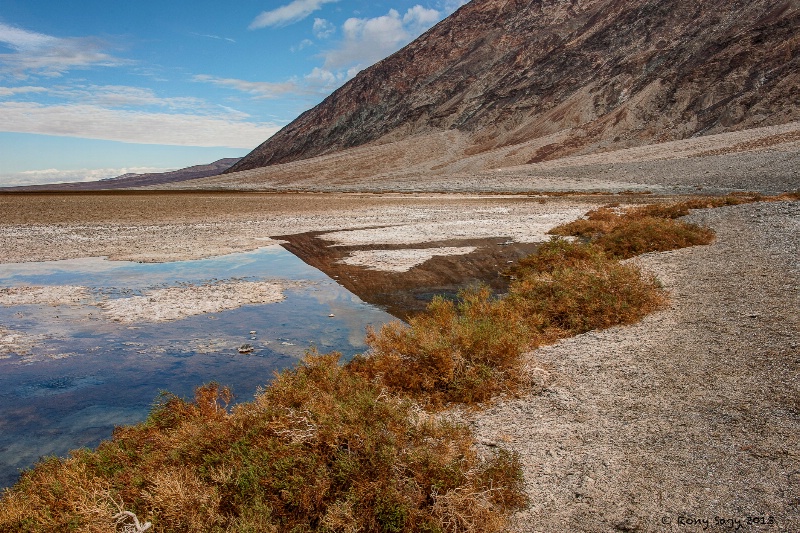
[353,240,665,405]
[507,241,665,333]
[0,355,527,532]
[548,195,742,258]
[350,285,531,405]
[594,217,715,259]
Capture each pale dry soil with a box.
[0,325,42,359]
[0,193,599,264]
[336,246,478,272]
[466,201,800,532]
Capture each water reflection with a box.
[0,246,395,488]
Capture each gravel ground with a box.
[466,201,800,532]
[493,148,800,196]
[161,121,800,196]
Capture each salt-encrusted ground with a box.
[464,201,800,532]
[98,280,291,323]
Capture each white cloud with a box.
[305,67,338,86]
[0,85,47,97]
[250,5,446,96]
[323,9,407,70]
[190,32,236,43]
[0,22,126,78]
[291,39,314,52]
[322,6,442,71]
[313,18,335,39]
[47,84,206,110]
[0,167,175,187]
[403,6,441,33]
[0,102,281,148]
[0,23,55,49]
[250,0,340,29]
[193,74,304,99]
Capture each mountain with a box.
[229,0,799,175]
[6,158,240,191]
[97,158,241,188]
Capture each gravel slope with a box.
[468,201,800,532]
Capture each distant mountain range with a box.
[229,0,799,175]
[6,159,240,191]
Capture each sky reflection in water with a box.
[0,246,395,488]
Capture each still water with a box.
[0,245,395,488]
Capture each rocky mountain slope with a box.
[229,0,800,175]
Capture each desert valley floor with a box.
[0,131,798,530]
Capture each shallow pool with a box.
[0,246,395,488]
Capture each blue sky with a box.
[0,0,466,186]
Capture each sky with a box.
[0,0,467,186]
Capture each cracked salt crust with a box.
[0,286,91,306]
[319,210,586,247]
[338,246,478,272]
[99,281,289,323]
[0,326,41,359]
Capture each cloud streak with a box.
[48,84,207,110]
[190,32,236,43]
[0,167,176,187]
[0,22,126,78]
[250,0,340,29]
[0,102,281,148]
[193,74,305,99]
[0,23,55,49]
[0,85,47,97]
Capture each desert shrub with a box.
[513,237,603,273]
[350,285,531,406]
[547,206,620,238]
[507,240,665,334]
[594,217,715,259]
[354,239,665,405]
[630,195,753,219]
[548,196,737,257]
[776,190,800,201]
[0,354,527,532]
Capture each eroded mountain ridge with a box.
[230,0,799,174]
